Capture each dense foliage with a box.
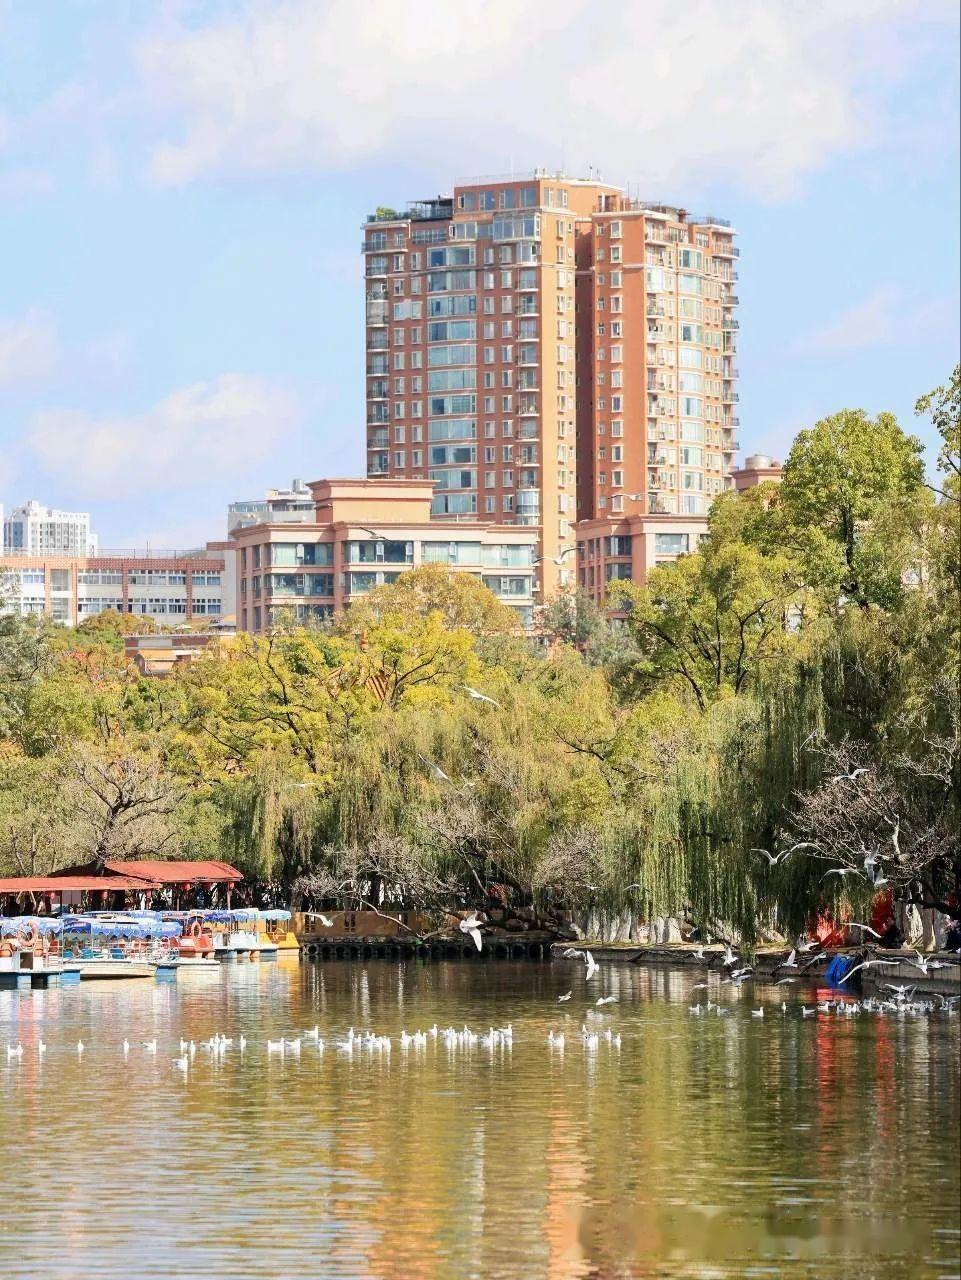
[1,373,958,940]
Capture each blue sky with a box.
[1,0,958,548]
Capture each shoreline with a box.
[550,941,961,993]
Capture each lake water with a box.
[1,957,958,1280]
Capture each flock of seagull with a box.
[3,924,957,1075]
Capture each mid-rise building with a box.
[232,477,539,634]
[575,513,710,604]
[362,172,738,599]
[227,479,316,533]
[3,499,98,556]
[0,545,233,627]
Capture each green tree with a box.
[610,539,804,709]
[343,563,519,635]
[916,363,961,503]
[778,408,926,606]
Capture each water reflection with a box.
[0,958,958,1279]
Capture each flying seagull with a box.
[463,685,501,707]
[417,754,453,784]
[838,958,901,983]
[910,952,950,976]
[822,867,863,881]
[459,913,483,951]
[752,847,781,867]
[561,947,599,981]
[308,913,334,928]
[557,991,573,1003]
[845,922,882,939]
[830,767,871,783]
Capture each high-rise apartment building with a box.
[362,173,738,595]
[4,499,98,556]
[576,196,739,521]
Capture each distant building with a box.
[227,479,316,534]
[732,454,784,490]
[0,545,234,627]
[575,512,709,603]
[124,629,235,677]
[3,499,97,556]
[232,477,539,633]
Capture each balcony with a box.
[516,302,539,317]
[410,228,449,245]
[367,408,389,425]
[645,224,669,243]
[366,301,388,325]
[721,390,740,403]
[724,294,740,306]
[368,431,389,449]
[713,241,738,258]
[722,317,739,331]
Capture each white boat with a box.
[205,909,281,961]
[76,956,155,980]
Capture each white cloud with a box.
[0,310,58,387]
[801,286,959,353]
[27,374,299,499]
[135,0,958,198]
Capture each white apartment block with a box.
[3,500,98,556]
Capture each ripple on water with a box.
[0,958,958,1280]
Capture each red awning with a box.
[102,860,244,885]
[0,875,160,893]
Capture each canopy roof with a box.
[108,860,243,884]
[0,875,160,893]
[48,859,244,886]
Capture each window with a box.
[421,541,482,565]
[347,540,414,564]
[654,533,689,555]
